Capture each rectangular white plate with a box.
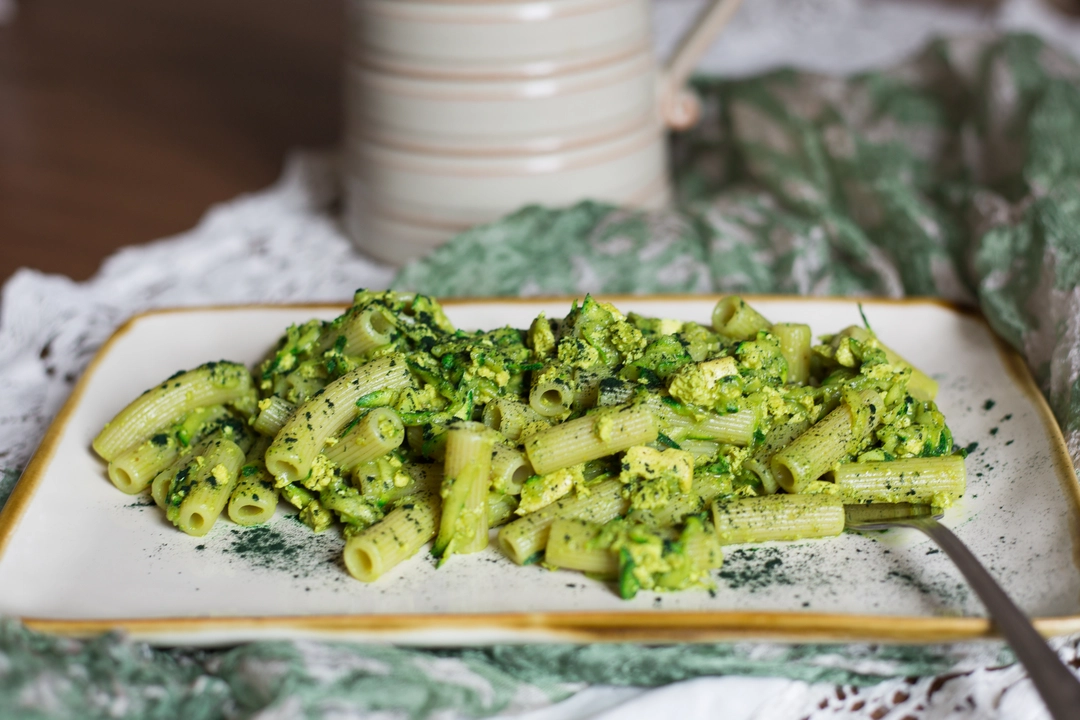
[1,296,1078,647]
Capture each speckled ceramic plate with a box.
[1,297,1077,647]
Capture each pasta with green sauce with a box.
[93,292,966,598]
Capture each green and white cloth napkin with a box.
[1,32,1078,720]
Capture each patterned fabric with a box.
[3,32,1080,720]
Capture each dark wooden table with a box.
[0,0,342,286]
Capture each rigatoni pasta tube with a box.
[686,409,758,446]
[482,398,548,442]
[524,403,657,476]
[771,389,884,493]
[679,438,720,461]
[529,367,575,418]
[833,455,966,506]
[228,437,278,526]
[151,464,179,510]
[545,518,618,576]
[597,378,636,407]
[228,467,278,525]
[433,422,496,560]
[772,323,811,385]
[109,436,181,496]
[711,494,844,545]
[498,478,629,565]
[149,413,240,509]
[712,296,771,340]
[107,405,232,494]
[742,417,811,494]
[93,361,255,461]
[344,491,440,582]
[571,370,606,411]
[489,444,533,495]
[265,355,411,486]
[648,397,757,447]
[487,492,519,529]
[165,438,247,536]
[339,306,397,357]
[358,461,440,508]
[323,407,405,472]
[252,396,295,437]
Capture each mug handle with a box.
[657,0,744,130]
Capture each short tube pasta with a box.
[712,296,771,340]
[742,417,811,494]
[323,407,405,472]
[678,438,720,461]
[252,396,295,437]
[344,490,441,581]
[228,468,278,526]
[433,422,496,560]
[489,444,533,495]
[711,494,844,545]
[833,455,966,506]
[481,398,547,442]
[529,369,575,418]
[108,437,181,496]
[265,355,412,486]
[228,437,278,526]
[524,403,658,476]
[686,408,758,446]
[771,389,884,493]
[498,478,629,565]
[597,378,635,407]
[93,362,255,461]
[648,399,757,447]
[545,518,618,576]
[358,461,441,508]
[487,492,519,529]
[148,412,241,508]
[571,371,606,411]
[772,323,811,385]
[340,306,398,357]
[165,438,247,536]
[151,464,179,510]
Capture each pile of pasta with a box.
[93,292,966,598]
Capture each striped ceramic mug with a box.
[343,0,743,264]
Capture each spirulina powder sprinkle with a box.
[223,523,340,578]
[226,526,302,569]
[718,547,795,591]
[887,569,969,606]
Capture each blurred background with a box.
[2,0,1079,286]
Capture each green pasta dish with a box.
[92,292,965,599]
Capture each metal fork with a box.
[845,504,1080,720]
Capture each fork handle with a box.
[905,517,1080,720]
